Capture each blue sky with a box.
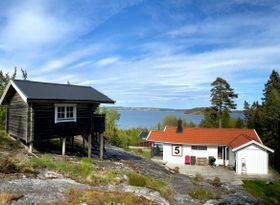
[0,0,279,109]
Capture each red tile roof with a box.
[147,126,262,148]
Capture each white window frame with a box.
[55,104,77,124]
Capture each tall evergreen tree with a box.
[261,70,280,171]
[210,77,238,128]
[262,69,280,103]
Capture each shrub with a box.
[127,172,173,201]
[194,173,204,182]
[189,187,219,202]
[127,172,146,187]
[0,157,19,174]
[243,180,280,205]
[0,131,21,149]
[211,177,222,187]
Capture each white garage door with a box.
[236,144,268,175]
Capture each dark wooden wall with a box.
[33,102,99,142]
[7,91,28,141]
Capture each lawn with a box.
[243,180,280,205]
[125,148,151,158]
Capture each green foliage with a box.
[29,155,94,179]
[199,107,219,128]
[0,67,27,129]
[211,177,222,187]
[243,101,262,132]
[154,115,189,130]
[189,121,196,127]
[243,180,280,205]
[127,172,146,187]
[127,172,173,201]
[243,70,280,172]
[126,148,151,158]
[235,118,244,128]
[0,130,21,149]
[193,173,204,182]
[96,107,121,146]
[189,187,219,202]
[210,77,238,127]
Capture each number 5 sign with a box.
[172,144,183,156]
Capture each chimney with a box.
[176,118,183,133]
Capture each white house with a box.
[147,123,274,175]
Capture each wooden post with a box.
[62,137,66,156]
[29,143,33,153]
[71,136,74,150]
[88,134,92,158]
[82,135,85,149]
[99,133,104,160]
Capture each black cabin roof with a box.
[0,79,115,104]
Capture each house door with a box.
[218,146,226,165]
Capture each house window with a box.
[191,146,207,150]
[55,104,76,123]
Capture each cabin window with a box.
[55,104,76,123]
[191,146,207,150]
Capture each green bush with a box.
[29,155,94,179]
[243,180,280,205]
[0,131,21,149]
[211,177,222,187]
[194,173,204,182]
[127,172,173,201]
[127,172,146,187]
[189,187,219,202]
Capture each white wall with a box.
[163,143,221,165]
[236,144,268,175]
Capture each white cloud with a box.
[0,1,73,50]
[95,57,120,66]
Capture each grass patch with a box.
[28,155,120,185]
[193,173,204,182]
[29,155,94,179]
[189,187,219,202]
[0,156,19,174]
[127,172,173,201]
[126,148,151,158]
[0,193,23,204]
[243,180,280,205]
[210,177,222,187]
[56,189,155,205]
[0,131,21,149]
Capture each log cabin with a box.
[0,79,114,158]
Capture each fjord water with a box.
[118,110,243,129]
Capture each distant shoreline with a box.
[103,106,243,115]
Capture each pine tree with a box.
[210,77,238,128]
[262,69,280,103]
[261,70,280,171]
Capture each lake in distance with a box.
[117,110,243,129]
